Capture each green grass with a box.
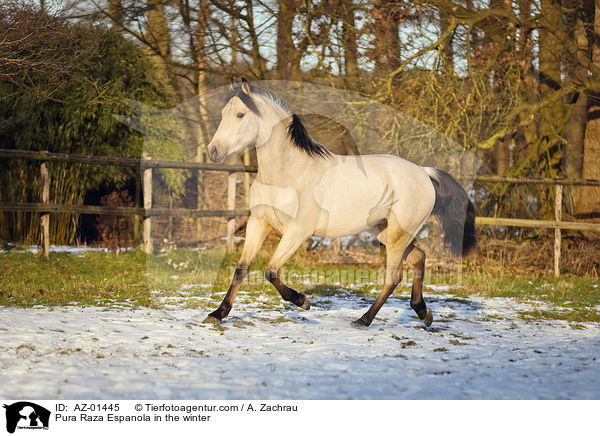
[518,308,600,323]
[0,250,150,307]
[0,248,598,323]
[460,272,600,307]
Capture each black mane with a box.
[287,114,332,159]
[227,83,332,159]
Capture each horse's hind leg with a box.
[352,223,412,328]
[204,216,271,324]
[351,244,407,327]
[405,244,433,327]
[264,224,311,310]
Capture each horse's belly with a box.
[313,216,372,238]
[313,175,389,238]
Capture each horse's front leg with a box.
[203,216,271,324]
[264,224,311,310]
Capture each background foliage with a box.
[0,3,178,243]
[2,0,600,245]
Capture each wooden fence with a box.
[1,148,599,277]
[0,149,255,256]
[474,177,600,277]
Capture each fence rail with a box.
[474,216,600,232]
[473,175,600,186]
[0,202,248,218]
[0,148,258,172]
[1,148,599,277]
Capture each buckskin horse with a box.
[203,78,476,328]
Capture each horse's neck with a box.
[254,107,313,186]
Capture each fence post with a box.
[40,162,50,258]
[227,172,236,253]
[554,184,563,277]
[196,152,205,242]
[133,172,141,243]
[143,167,152,254]
[197,168,204,241]
[333,237,341,255]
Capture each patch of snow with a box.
[426,284,453,292]
[0,293,598,400]
[180,284,213,290]
[309,232,379,250]
[220,236,245,243]
[0,245,134,255]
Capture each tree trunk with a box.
[341,1,358,86]
[516,0,538,148]
[108,0,124,30]
[196,0,210,153]
[373,0,401,79]
[576,0,600,216]
[245,0,265,78]
[276,0,297,78]
[577,97,600,217]
[146,0,171,60]
[196,0,210,239]
[562,0,590,212]
[439,8,454,75]
[493,137,511,175]
[538,0,564,175]
[146,0,181,96]
[487,0,512,175]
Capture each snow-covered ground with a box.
[0,290,598,400]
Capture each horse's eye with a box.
[237,112,245,119]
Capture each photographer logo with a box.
[3,402,50,433]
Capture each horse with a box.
[203,77,476,328]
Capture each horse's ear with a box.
[229,76,237,90]
[241,77,252,95]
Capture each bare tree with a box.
[0,3,83,101]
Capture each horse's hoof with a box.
[203,315,221,324]
[299,293,311,310]
[421,308,433,327]
[351,318,369,329]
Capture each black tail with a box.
[426,168,477,257]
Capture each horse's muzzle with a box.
[208,145,224,163]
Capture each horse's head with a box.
[207,77,260,163]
